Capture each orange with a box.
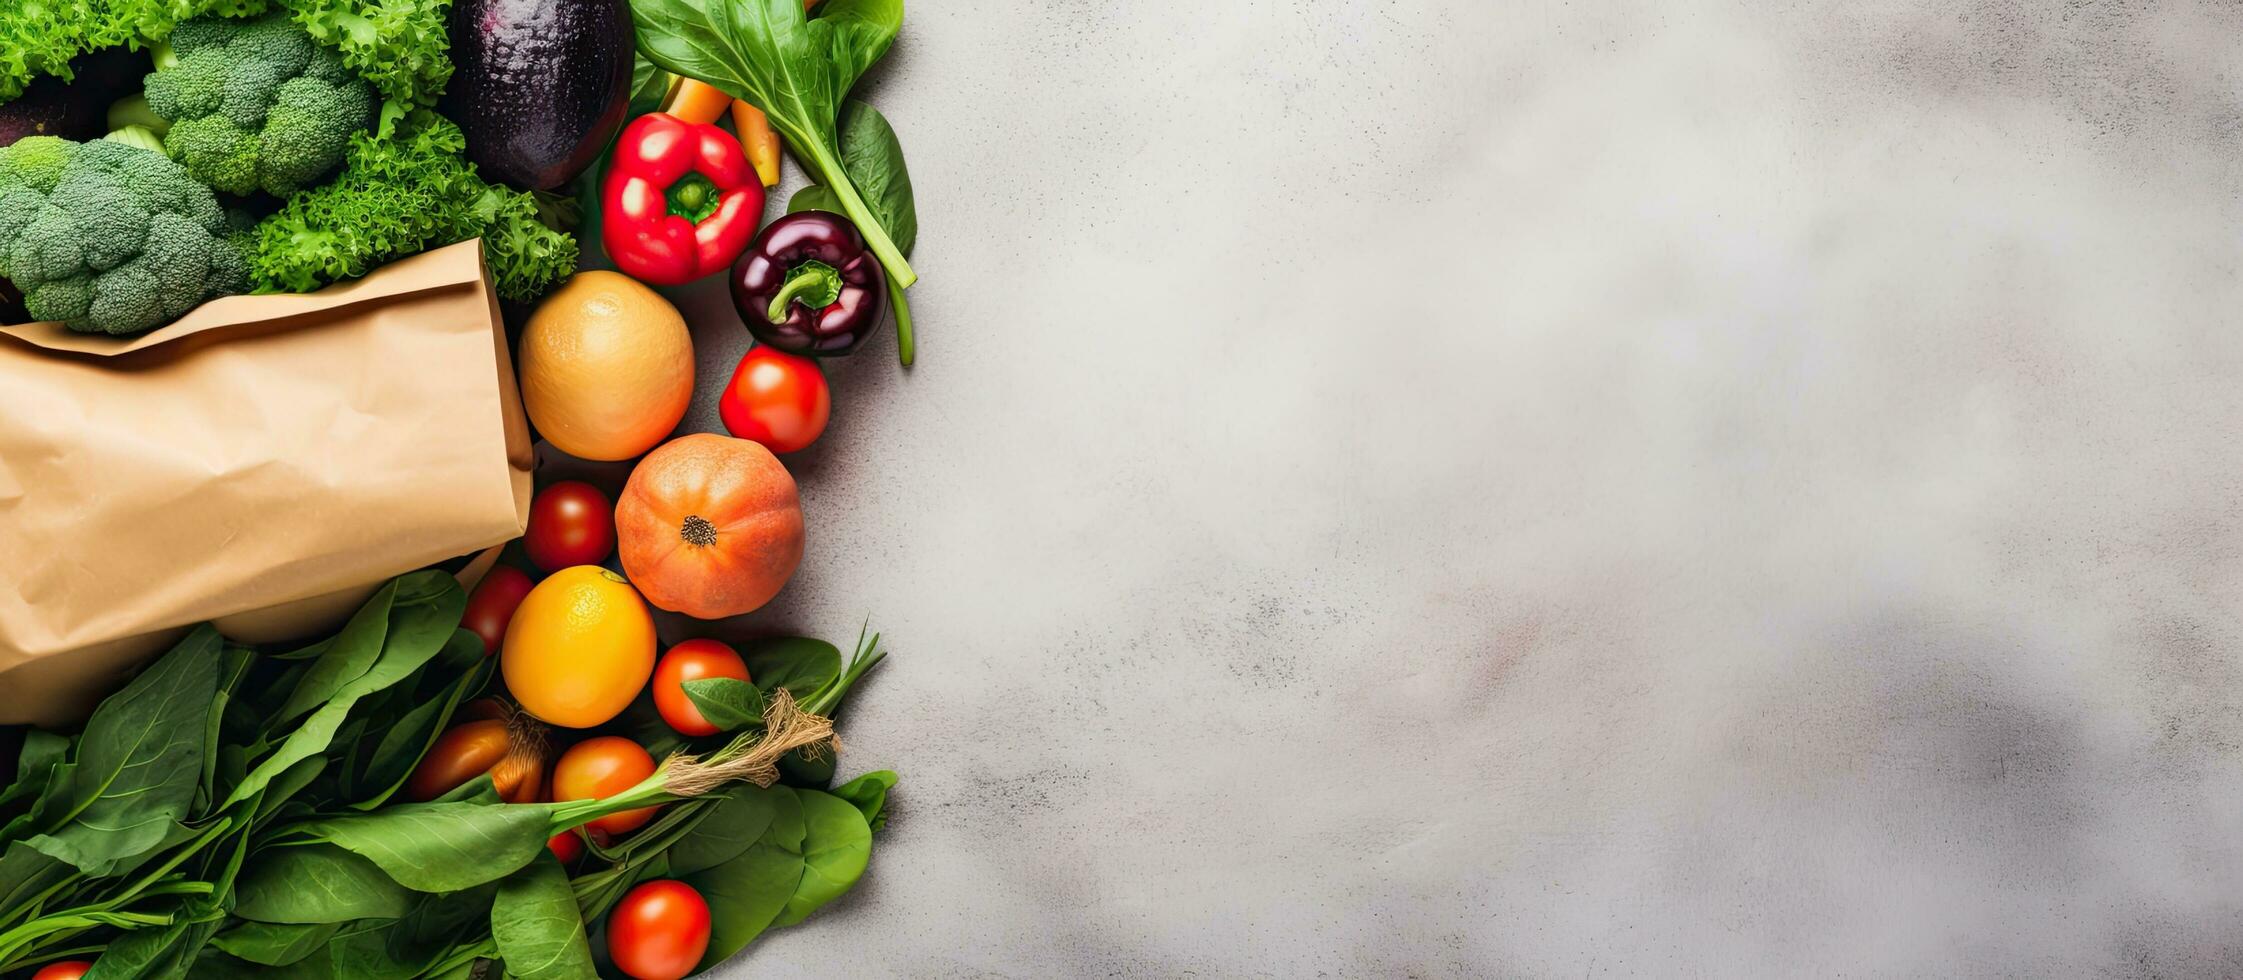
[518,271,694,461]
[502,565,657,728]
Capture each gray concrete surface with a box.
[662,1,2243,976]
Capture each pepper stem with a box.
[666,173,721,224]
[766,260,842,325]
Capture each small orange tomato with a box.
[407,717,546,803]
[652,639,751,737]
[32,962,92,980]
[553,736,659,836]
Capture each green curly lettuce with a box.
[2,0,447,137]
[284,0,452,135]
[0,0,269,99]
[250,110,575,302]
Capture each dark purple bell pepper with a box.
[731,211,886,357]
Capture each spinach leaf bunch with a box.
[0,580,899,977]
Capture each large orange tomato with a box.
[615,434,804,619]
[502,566,658,728]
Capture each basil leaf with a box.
[772,788,871,927]
[686,787,804,968]
[25,627,221,876]
[829,769,897,833]
[682,677,767,733]
[492,855,595,979]
[281,801,554,892]
[235,844,415,924]
[667,784,784,877]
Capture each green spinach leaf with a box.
[210,919,341,966]
[234,843,414,924]
[772,788,871,927]
[82,895,224,980]
[350,657,489,810]
[834,100,915,255]
[830,769,897,833]
[280,801,553,892]
[686,786,804,967]
[667,784,784,877]
[222,619,472,812]
[25,628,220,876]
[491,855,594,979]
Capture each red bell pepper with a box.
[600,113,766,286]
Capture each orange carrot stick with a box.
[662,78,734,126]
[731,99,782,188]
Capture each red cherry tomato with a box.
[651,639,751,737]
[547,827,585,865]
[606,880,712,980]
[525,481,616,572]
[32,963,92,980]
[718,346,830,454]
[552,736,658,836]
[462,565,535,656]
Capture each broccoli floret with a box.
[143,13,374,198]
[0,136,246,334]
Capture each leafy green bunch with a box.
[249,109,577,303]
[0,0,450,133]
[0,574,897,977]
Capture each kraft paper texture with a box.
[0,241,532,724]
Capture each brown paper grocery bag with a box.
[0,240,533,724]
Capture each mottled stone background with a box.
[659,1,2243,975]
